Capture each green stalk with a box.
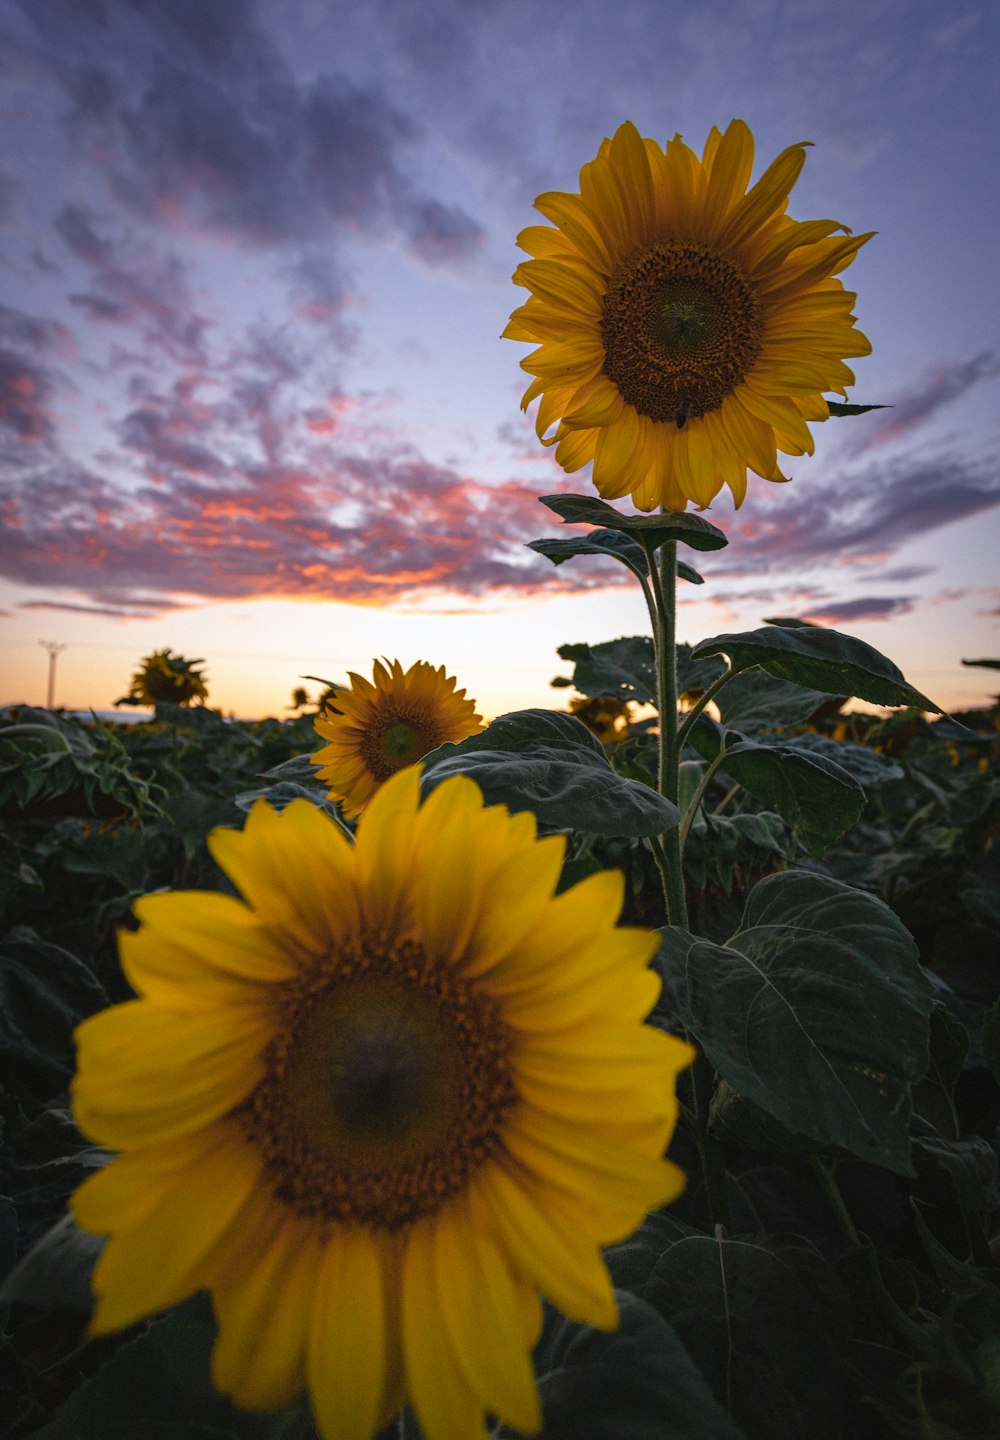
[678,745,729,855]
[640,532,731,1233]
[640,538,687,926]
[675,664,735,751]
[809,1155,861,1249]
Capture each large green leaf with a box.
[659,870,934,1173]
[786,733,904,787]
[31,1293,315,1438]
[540,492,729,552]
[528,530,704,584]
[642,1237,847,1440]
[421,710,679,836]
[528,528,649,577]
[558,637,657,704]
[1,933,110,1102]
[694,624,940,711]
[496,1291,744,1440]
[0,1212,106,1314]
[686,721,865,856]
[696,736,864,858]
[677,643,728,698]
[716,669,844,733]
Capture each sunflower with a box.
[124,648,208,706]
[70,769,693,1440]
[312,658,482,819]
[505,119,873,511]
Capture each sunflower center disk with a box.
[601,241,763,423]
[240,941,518,1230]
[359,712,439,781]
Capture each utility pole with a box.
[38,640,67,709]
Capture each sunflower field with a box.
[2,641,999,1439]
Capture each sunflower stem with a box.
[642,532,731,1234]
[640,538,687,927]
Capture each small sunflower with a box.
[505,120,873,511]
[312,659,482,819]
[125,648,209,706]
[70,769,693,1440]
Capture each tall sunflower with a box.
[71,769,693,1440]
[505,120,873,511]
[313,659,482,819]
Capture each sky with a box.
[1,0,998,721]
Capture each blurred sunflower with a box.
[312,659,482,819]
[123,648,208,706]
[505,120,872,511]
[71,769,692,1440]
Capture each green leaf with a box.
[234,753,349,829]
[825,401,891,416]
[421,710,679,837]
[0,1212,106,1314]
[716,738,866,857]
[962,657,1000,671]
[558,636,657,704]
[785,733,904,788]
[659,870,934,1173]
[30,1293,315,1438]
[924,1001,971,1099]
[500,1291,744,1440]
[539,492,729,552]
[1,931,110,1102]
[686,723,865,855]
[715,669,843,733]
[682,811,793,898]
[912,1124,1000,1213]
[677,643,727,698]
[642,1236,847,1440]
[528,528,652,581]
[694,624,940,711]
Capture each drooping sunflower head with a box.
[70,768,694,1440]
[312,658,483,819]
[126,648,209,706]
[505,119,873,511]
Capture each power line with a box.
[38,640,68,709]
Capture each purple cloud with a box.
[11,0,485,265]
[796,596,917,625]
[846,350,1000,453]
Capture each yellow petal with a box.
[308,1229,388,1440]
[212,1215,323,1410]
[702,119,755,239]
[121,890,296,1006]
[433,1203,542,1434]
[73,1001,268,1149]
[554,422,599,472]
[88,1138,261,1334]
[403,1221,490,1440]
[208,799,360,959]
[471,1166,618,1329]
[353,766,422,935]
[719,142,808,254]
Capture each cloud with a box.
[12,0,484,265]
[846,350,1000,452]
[705,442,1000,580]
[796,595,917,624]
[0,442,609,612]
[0,304,73,449]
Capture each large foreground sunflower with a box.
[313,659,482,819]
[71,769,692,1440]
[505,119,872,511]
